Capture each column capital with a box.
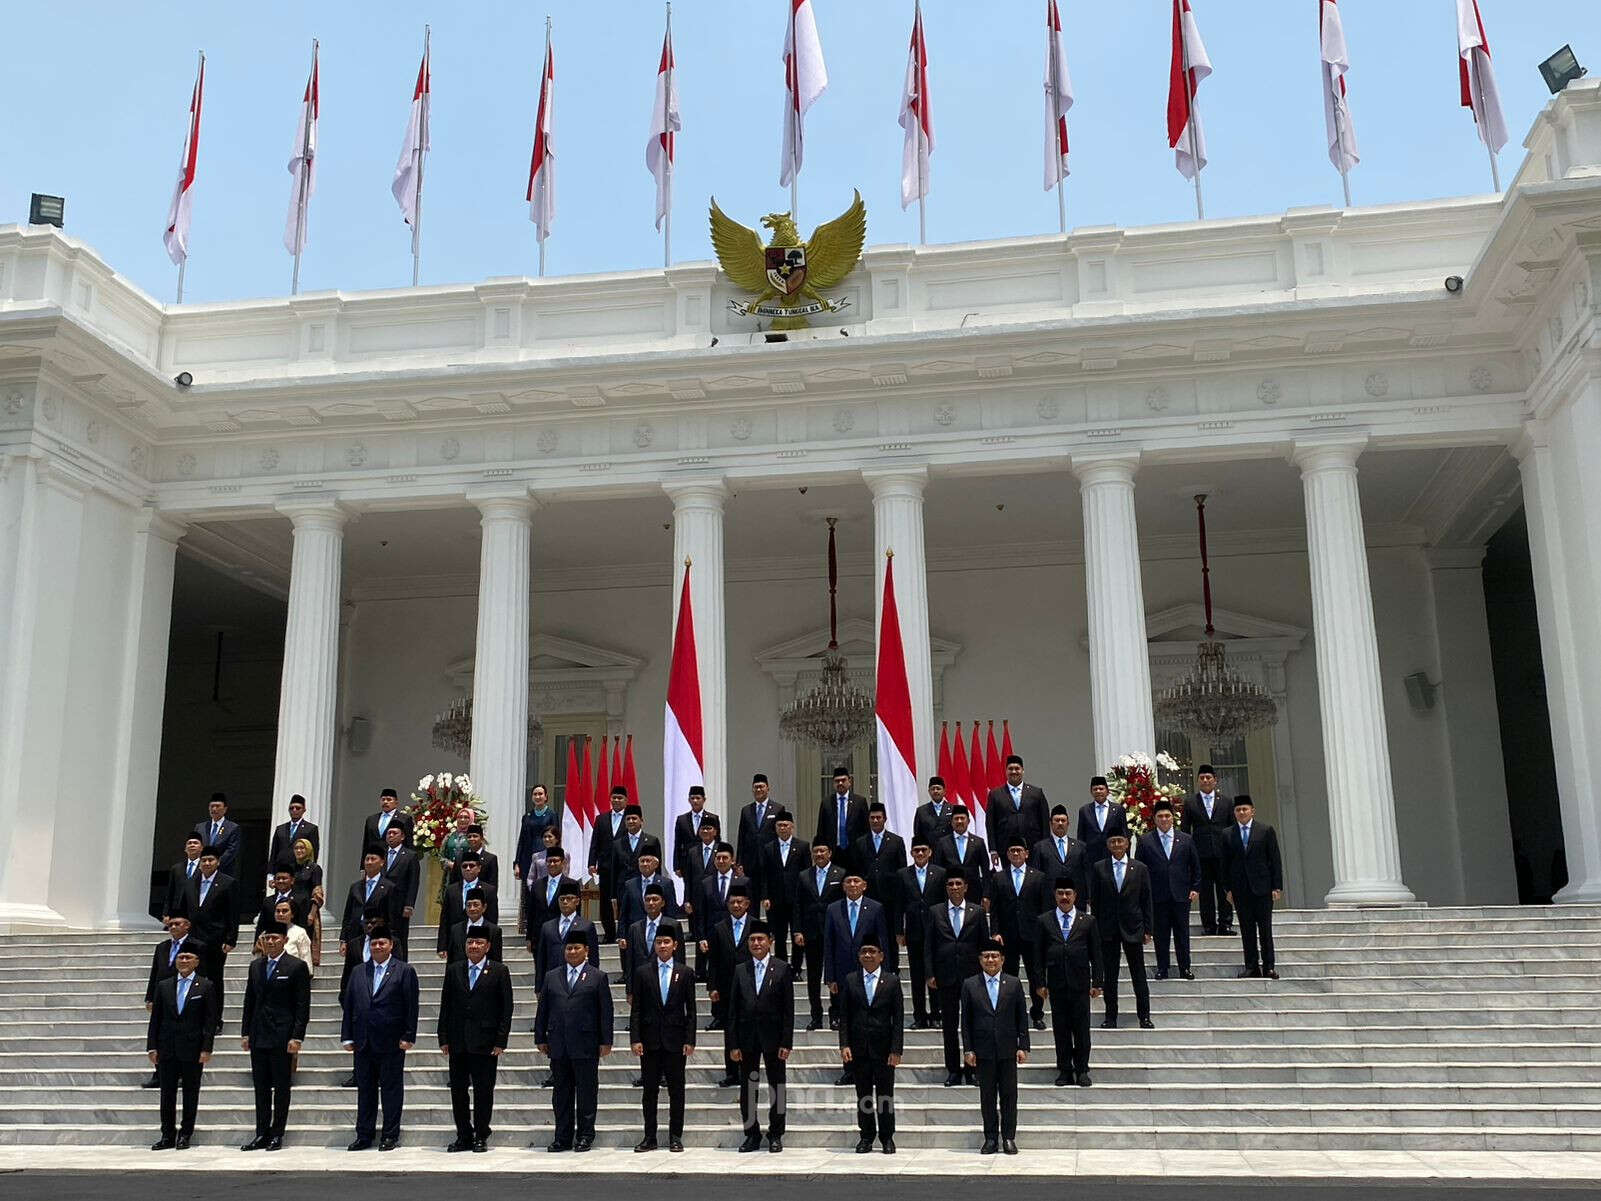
[862,465,929,499]
[1424,546,1486,571]
[274,498,352,533]
[1511,420,1552,463]
[466,484,537,521]
[134,507,188,545]
[1070,451,1140,488]
[664,476,730,510]
[1290,436,1367,474]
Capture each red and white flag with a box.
[646,16,680,232]
[560,738,585,876]
[283,46,319,256]
[392,34,431,228]
[1456,0,1507,155]
[780,0,828,187]
[937,722,953,787]
[527,35,556,240]
[1043,0,1074,190]
[1320,0,1359,174]
[875,555,918,853]
[1166,0,1212,180]
[164,54,205,267]
[966,721,989,843]
[663,566,705,876]
[898,1,933,209]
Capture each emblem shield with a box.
[765,245,807,297]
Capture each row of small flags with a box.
[161,1,1512,298]
[557,731,640,876]
[935,719,1018,845]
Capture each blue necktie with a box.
[548,879,557,903]
[568,967,578,990]
[986,975,999,1008]
[379,813,390,836]
[647,919,657,948]
[266,957,277,981]
[951,906,963,936]
[1011,788,1021,811]
[365,878,375,900]
[865,972,877,1003]
[1060,910,1072,938]
[212,821,221,842]
[1014,868,1024,894]
[200,878,211,904]
[469,963,481,990]
[1242,825,1251,851]
[660,962,672,1004]
[1056,837,1066,861]
[186,861,195,879]
[874,833,882,852]
[1114,860,1125,889]
[849,900,859,934]
[1162,832,1172,858]
[838,801,847,847]
[388,849,397,869]
[956,835,967,860]
[733,918,744,943]
[169,940,181,966]
[817,868,826,893]
[371,965,384,996]
[177,977,190,1013]
[754,959,766,991]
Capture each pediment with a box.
[1144,603,1305,645]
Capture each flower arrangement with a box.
[1106,751,1186,839]
[407,771,487,860]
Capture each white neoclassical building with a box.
[4,82,1601,931]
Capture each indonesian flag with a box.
[898,0,933,209]
[392,37,430,228]
[1043,0,1074,190]
[937,722,953,786]
[780,0,827,187]
[527,37,556,240]
[623,734,639,804]
[663,566,705,876]
[985,722,1003,797]
[1166,0,1212,180]
[1001,720,1015,765]
[965,721,989,842]
[577,736,595,852]
[1320,0,1360,174]
[283,47,319,255]
[163,55,204,267]
[951,722,972,824]
[1456,0,1507,156]
[560,738,585,876]
[646,20,680,232]
[874,555,918,851]
[591,735,611,876]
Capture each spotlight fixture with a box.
[29,194,65,228]
[1539,44,1585,95]
[1443,276,1464,295]
[174,371,194,388]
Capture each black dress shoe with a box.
[1099,1018,1118,1029]
[539,1074,554,1087]
[705,1018,723,1031]
[265,1137,283,1151]
[834,1071,852,1086]
[1002,1139,1018,1155]
[1032,1016,1046,1031]
[1153,970,1169,980]
[1265,969,1280,980]
[980,1140,999,1155]
[717,1075,739,1088]
[964,1069,977,1086]
[855,1138,873,1153]
[546,1141,570,1152]
[1201,926,1218,936]
[828,1017,840,1031]
[943,1072,961,1087]
[174,1136,191,1150]
[472,1139,487,1153]
[340,1074,357,1087]
[447,1138,473,1152]
[1180,970,1196,981]
[347,1137,374,1151]
[768,1137,783,1153]
[1236,967,1261,978]
[150,1138,175,1151]
[669,1138,685,1152]
[1139,1017,1155,1029]
[141,1074,160,1089]
[881,1138,896,1154]
[632,1075,644,1087]
[379,1136,399,1152]
[804,1017,822,1031]
[738,1134,763,1153]
[574,1137,593,1153]
[1076,1073,1093,1087]
[1218,926,1235,935]
[1054,1073,1071,1086]
[635,1138,659,1152]
[241,1135,268,1151]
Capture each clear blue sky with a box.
[5,1,1594,304]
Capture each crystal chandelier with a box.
[780,518,876,764]
[431,695,545,759]
[1153,495,1278,742]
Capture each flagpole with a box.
[1330,64,1353,208]
[914,1,927,245]
[1471,52,1501,191]
[175,49,203,305]
[539,15,552,278]
[1181,18,1205,220]
[789,0,800,223]
[1047,9,1066,235]
[411,26,429,287]
[663,2,674,269]
[291,39,316,297]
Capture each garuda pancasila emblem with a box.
[709,189,866,330]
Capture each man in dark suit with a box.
[162,836,205,923]
[535,928,614,1152]
[1076,776,1129,864]
[438,855,500,954]
[142,916,202,1088]
[630,926,697,1152]
[815,767,869,856]
[985,838,1049,1028]
[757,813,808,964]
[671,785,717,880]
[534,880,600,994]
[1033,880,1102,1087]
[986,756,1050,865]
[692,841,737,979]
[267,794,320,877]
[1224,794,1284,979]
[1091,832,1154,1029]
[793,843,846,1030]
[1181,764,1235,934]
[437,927,514,1152]
[336,907,390,1085]
[837,938,903,1154]
[610,804,661,886]
[961,940,1029,1154]
[239,920,312,1150]
[912,776,956,849]
[734,774,780,898]
[927,873,990,1086]
[679,820,720,977]
[192,793,242,879]
[255,869,306,940]
[703,885,754,1084]
[341,857,398,1000]
[440,890,504,964]
[360,789,414,864]
[146,944,217,1150]
[523,845,571,953]
[340,925,419,1151]
[379,825,420,958]
[728,921,794,1153]
[1136,800,1202,980]
[934,804,990,895]
[824,874,894,1083]
[587,786,629,942]
[619,882,684,993]
[1032,805,1091,909]
[895,839,947,1028]
[179,847,238,1034]
[850,802,906,914]
[617,850,679,932]
[448,825,499,889]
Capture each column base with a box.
[0,902,69,932]
[98,911,166,932]
[1553,879,1601,904]
[1323,881,1418,907]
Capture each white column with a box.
[1072,454,1155,769]
[666,479,728,828]
[467,488,535,866]
[270,500,349,837]
[102,510,187,927]
[1293,439,1415,905]
[865,467,936,792]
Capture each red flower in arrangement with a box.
[1105,752,1186,839]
